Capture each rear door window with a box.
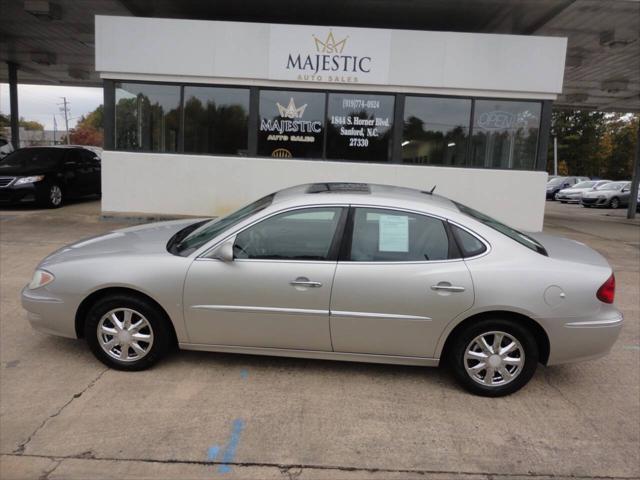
[347,208,450,262]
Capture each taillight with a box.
[596,273,615,304]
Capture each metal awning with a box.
[1,0,638,112]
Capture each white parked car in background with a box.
[0,138,14,159]
[555,180,612,203]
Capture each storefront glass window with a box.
[402,96,471,166]
[257,89,325,159]
[184,87,250,155]
[470,100,541,170]
[326,93,395,162]
[115,83,180,152]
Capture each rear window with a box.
[453,202,547,256]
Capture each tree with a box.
[19,117,44,131]
[548,110,637,179]
[64,105,104,147]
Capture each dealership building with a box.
[93,16,566,230]
[3,1,639,230]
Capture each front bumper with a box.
[21,286,78,338]
[0,183,40,205]
[581,196,609,207]
[555,193,581,203]
[540,309,623,365]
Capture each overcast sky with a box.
[0,84,103,131]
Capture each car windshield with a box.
[168,193,275,256]
[0,148,65,170]
[573,181,596,189]
[453,201,547,256]
[597,182,626,191]
[547,177,565,186]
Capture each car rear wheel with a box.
[609,197,620,209]
[448,318,538,397]
[84,294,172,371]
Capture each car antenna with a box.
[429,185,437,194]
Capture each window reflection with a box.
[115,83,180,152]
[470,100,541,170]
[184,87,249,155]
[402,96,471,166]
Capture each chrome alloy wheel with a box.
[463,331,524,387]
[97,308,154,362]
[50,185,62,206]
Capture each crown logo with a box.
[276,98,307,118]
[313,31,348,54]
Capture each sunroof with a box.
[307,183,371,194]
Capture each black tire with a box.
[84,293,173,371]
[560,201,567,204]
[609,197,620,209]
[447,318,539,397]
[38,183,63,208]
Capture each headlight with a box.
[14,175,45,186]
[28,270,55,289]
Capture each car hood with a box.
[558,187,589,194]
[526,232,610,268]
[40,218,209,266]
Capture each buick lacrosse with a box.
[22,183,622,396]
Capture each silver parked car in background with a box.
[22,183,622,396]
[581,181,632,209]
[555,180,612,203]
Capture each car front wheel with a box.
[609,197,620,209]
[38,183,63,208]
[84,294,172,371]
[448,318,539,397]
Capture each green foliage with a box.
[548,110,637,180]
[19,117,44,131]
[76,105,104,130]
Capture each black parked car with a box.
[0,146,101,208]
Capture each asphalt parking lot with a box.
[0,199,638,480]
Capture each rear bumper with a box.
[21,286,78,338]
[540,309,623,365]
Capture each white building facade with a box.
[95,16,567,230]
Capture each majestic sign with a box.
[269,25,391,85]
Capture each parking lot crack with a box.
[12,368,108,455]
[38,458,62,480]
[2,453,637,479]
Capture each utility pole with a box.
[53,115,57,145]
[59,97,70,144]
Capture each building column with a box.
[8,61,19,149]
[627,120,639,219]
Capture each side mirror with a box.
[622,188,630,193]
[210,239,234,262]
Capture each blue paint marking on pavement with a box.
[218,418,245,474]
[240,369,249,379]
[207,445,220,461]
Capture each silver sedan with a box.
[22,183,622,396]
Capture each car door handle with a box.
[431,285,465,292]
[290,278,322,288]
